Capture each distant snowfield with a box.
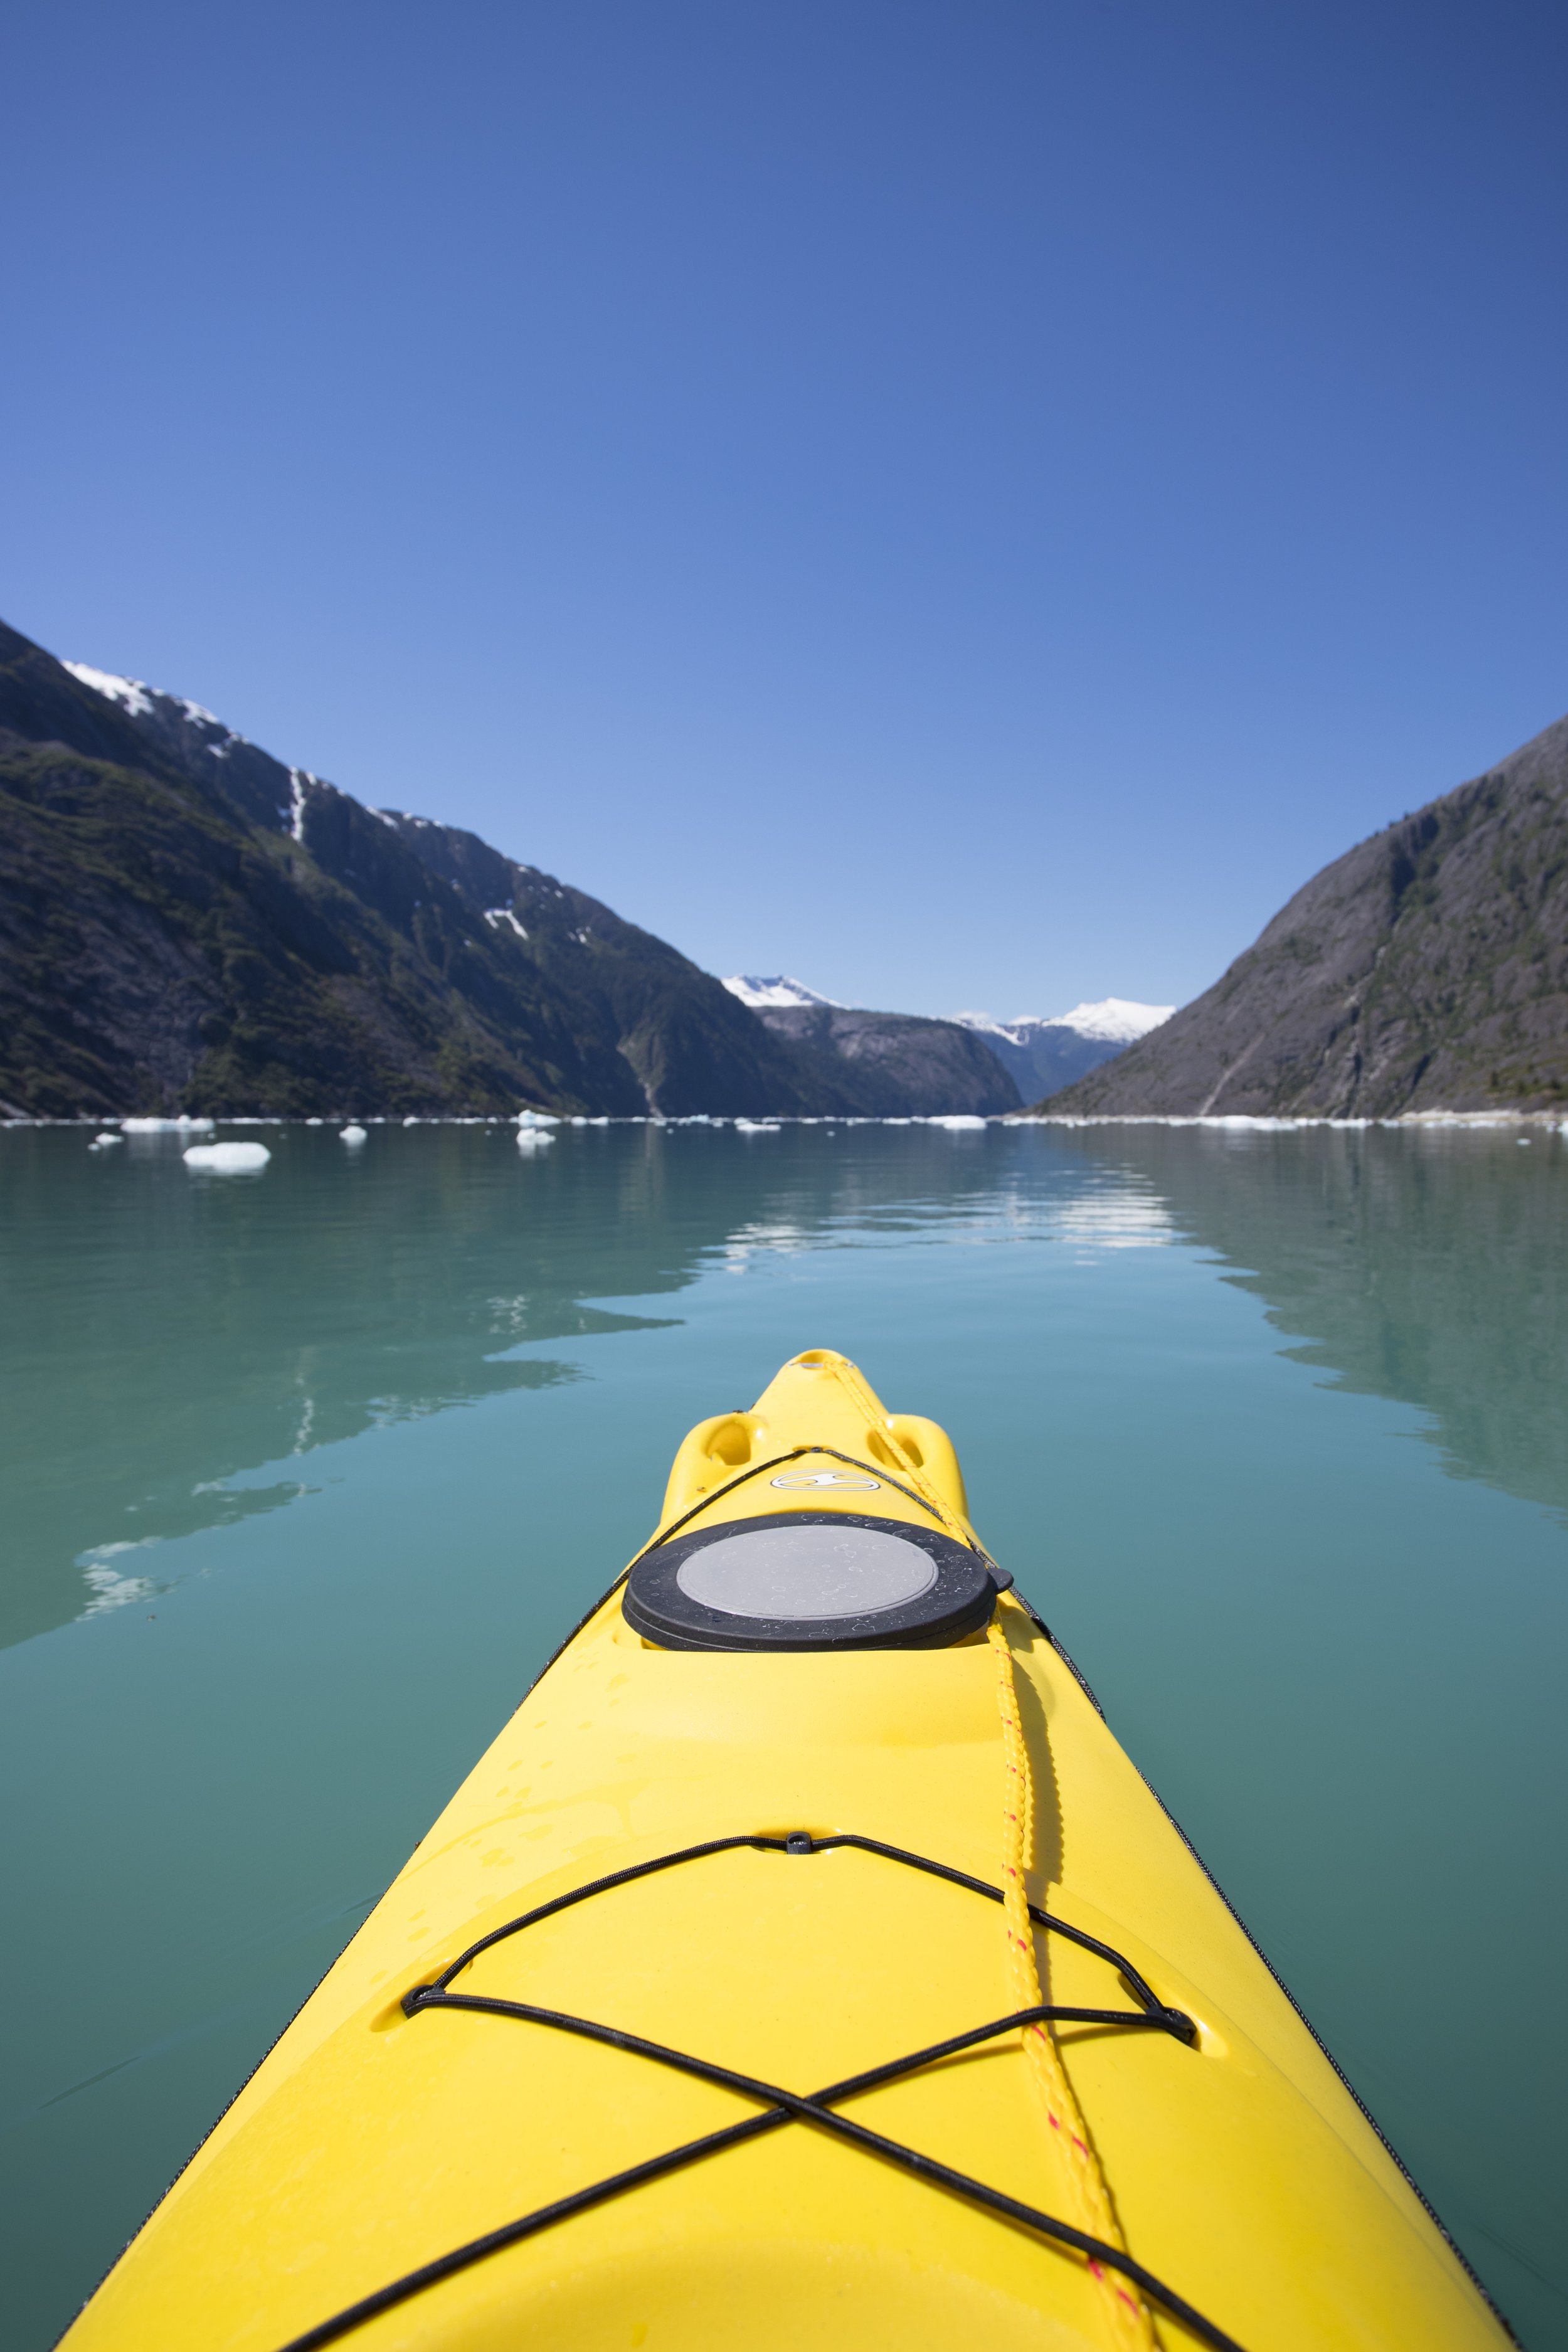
[953,998,1175,1045]
[721,977,1177,1042]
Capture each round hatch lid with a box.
[623,1510,1000,1651]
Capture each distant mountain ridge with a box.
[951,1000,1173,1100]
[720,974,1019,1115]
[1041,711,1568,1118]
[0,614,1169,1122]
[718,978,1169,1113]
[0,622,888,1118]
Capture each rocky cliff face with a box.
[1040,712,1568,1118]
[0,623,825,1118]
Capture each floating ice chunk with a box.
[734,1119,781,1133]
[340,1125,368,1145]
[516,1110,561,1126]
[928,1115,988,1130]
[122,1115,216,1133]
[90,1131,124,1149]
[516,1127,555,1152]
[183,1142,271,1173]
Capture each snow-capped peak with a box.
[954,999,1173,1046]
[722,974,844,1010]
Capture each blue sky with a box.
[4,0,1565,1017]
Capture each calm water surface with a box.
[2,1121,1564,2348]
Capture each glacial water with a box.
[1,1118,1564,2349]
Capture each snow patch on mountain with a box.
[723,974,845,1010]
[65,662,241,756]
[63,663,156,719]
[485,907,529,941]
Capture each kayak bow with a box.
[61,1350,1507,2352]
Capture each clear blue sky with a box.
[4,0,1565,1018]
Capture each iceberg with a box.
[183,1142,271,1173]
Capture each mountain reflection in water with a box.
[4,1120,1564,1650]
[1044,1121,1568,1526]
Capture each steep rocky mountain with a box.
[952,1000,1173,1099]
[0,622,845,1118]
[1039,712,1568,1118]
[721,975,1020,1115]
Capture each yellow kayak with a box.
[64,1350,1505,2352]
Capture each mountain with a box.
[720,975,1020,1116]
[0,622,844,1119]
[952,1000,1173,1099]
[1037,712,1568,1119]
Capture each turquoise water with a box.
[1,1119,1564,2348]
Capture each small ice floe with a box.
[928,1115,988,1130]
[340,1125,368,1145]
[88,1131,124,1150]
[516,1110,561,1128]
[122,1115,216,1133]
[403,1115,421,1126]
[734,1119,781,1133]
[183,1141,271,1173]
[516,1127,555,1152]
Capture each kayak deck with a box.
[61,1352,1504,2352]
